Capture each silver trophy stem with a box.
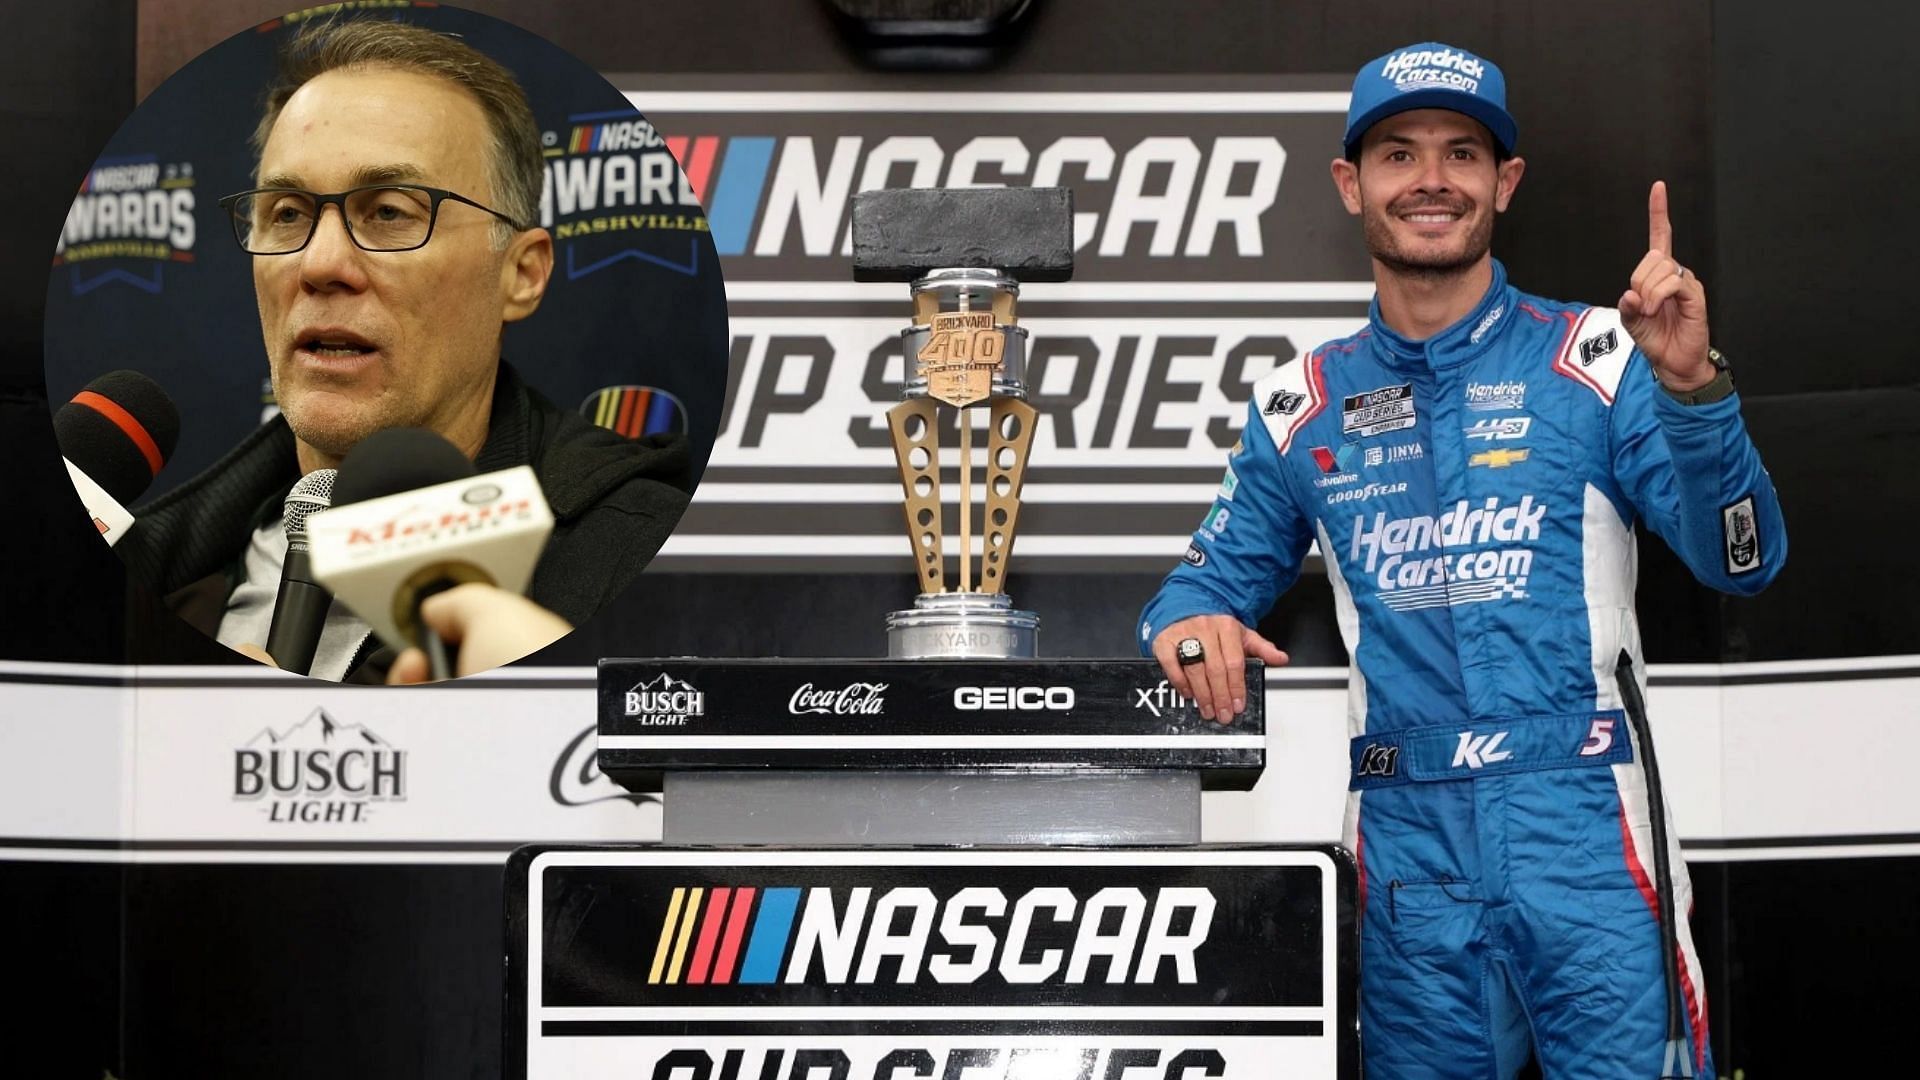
[887,592,1039,659]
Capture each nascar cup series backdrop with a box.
[6,1,1920,1077]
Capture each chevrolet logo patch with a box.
[1469,448,1531,469]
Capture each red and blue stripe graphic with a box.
[553,108,775,255]
[648,886,801,985]
[663,135,775,256]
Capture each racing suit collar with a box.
[1365,258,1518,371]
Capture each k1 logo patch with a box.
[1578,329,1618,367]
[1263,389,1306,416]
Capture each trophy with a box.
[850,187,1074,659]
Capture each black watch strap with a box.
[1662,347,1735,405]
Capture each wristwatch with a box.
[1662,346,1735,406]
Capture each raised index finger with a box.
[1648,180,1672,256]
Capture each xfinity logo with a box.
[955,686,1076,711]
[789,681,888,716]
[1133,680,1193,719]
[1452,731,1513,769]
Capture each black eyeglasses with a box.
[217,185,528,254]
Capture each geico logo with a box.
[953,686,1075,710]
[779,885,1216,985]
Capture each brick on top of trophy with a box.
[850,187,1075,282]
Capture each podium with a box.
[506,659,1359,1079]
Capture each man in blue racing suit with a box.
[1141,42,1784,1079]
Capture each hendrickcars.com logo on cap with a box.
[1343,41,1517,157]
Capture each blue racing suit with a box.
[1141,260,1784,1079]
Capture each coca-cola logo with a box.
[787,681,889,716]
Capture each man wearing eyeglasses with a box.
[120,19,691,681]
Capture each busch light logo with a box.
[788,681,888,716]
[232,707,405,824]
[1349,496,1545,611]
[625,673,706,725]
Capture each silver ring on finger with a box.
[1177,637,1206,666]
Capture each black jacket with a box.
[119,362,691,679]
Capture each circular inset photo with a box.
[43,5,727,683]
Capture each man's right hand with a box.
[1150,614,1289,723]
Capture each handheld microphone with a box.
[52,370,181,545]
[308,428,554,680]
[263,469,337,675]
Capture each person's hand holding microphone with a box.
[386,583,572,684]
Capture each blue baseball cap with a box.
[1343,42,1516,159]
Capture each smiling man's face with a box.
[1336,108,1524,277]
[253,65,525,468]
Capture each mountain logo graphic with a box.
[233,707,407,814]
[623,673,706,723]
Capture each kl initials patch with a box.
[1723,495,1761,574]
